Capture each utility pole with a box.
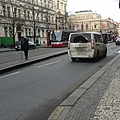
[55,15,57,30]
[10,0,15,47]
[32,0,36,44]
[65,12,68,29]
[81,21,83,31]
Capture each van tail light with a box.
[68,40,70,49]
[91,39,95,49]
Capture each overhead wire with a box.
[92,0,118,8]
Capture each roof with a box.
[70,31,102,35]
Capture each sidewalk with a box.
[48,53,120,120]
[0,44,47,52]
[0,46,67,74]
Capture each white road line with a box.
[0,71,21,79]
[37,60,62,68]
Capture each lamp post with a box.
[10,0,15,47]
[46,12,50,47]
[65,12,68,29]
[81,21,84,31]
[55,15,58,30]
[32,0,36,44]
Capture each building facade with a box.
[68,10,118,35]
[54,0,68,30]
[118,23,120,36]
[0,0,67,46]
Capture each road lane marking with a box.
[37,60,61,68]
[0,71,21,79]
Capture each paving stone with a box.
[64,57,120,120]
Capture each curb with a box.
[0,46,49,53]
[48,53,120,120]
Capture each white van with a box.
[68,32,107,62]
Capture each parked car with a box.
[115,37,120,45]
[68,32,107,62]
[15,41,36,51]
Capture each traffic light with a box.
[119,0,120,8]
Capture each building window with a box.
[64,4,66,12]
[94,24,97,28]
[24,10,26,19]
[38,29,40,36]
[29,28,31,36]
[42,29,44,37]
[2,6,6,16]
[9,27,12,36]
[7,6,10,17]
[4,27,7,37]
[18,9,21,18]
[81,24,84,31]
[41,1,43,6]
[57,2,59,9]
[44,0,46,7]
[86,24,88,30]
[25,28,27,36]
[52,16,54,23]
[41,13,43,21]
[14,8,17,17]
[27,11,30,19]
[36,13,39,21]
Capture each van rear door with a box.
[69,34,92,57]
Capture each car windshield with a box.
[50,30,62,41]
[70,33,91,43]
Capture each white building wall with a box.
[0,0,55,46]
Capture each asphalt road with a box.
[0,42,120,120]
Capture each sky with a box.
[67,0,120,22]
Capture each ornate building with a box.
[0,0,67,46]
[54,0,68,30]
[68,10,118,34]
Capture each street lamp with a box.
[32,0,36,44]
[45,11,51,47]
[55,15,58,30]
[81,21,84,31]
[65,12,68,29]
[55,15,65,30]
[10,0,15,47]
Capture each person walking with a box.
[21,37,29,60]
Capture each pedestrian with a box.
[21,37,29,60]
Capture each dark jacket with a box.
[21,38,29,51]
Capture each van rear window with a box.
[70,33,91,43]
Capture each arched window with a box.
[86,24,88,30]
[76,24,79,28]
[81,24,84,31]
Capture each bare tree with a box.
[67,16,76,30]
[0,0,25,47]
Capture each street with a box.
[0,42,120,120]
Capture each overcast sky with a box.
[67,0,120,22]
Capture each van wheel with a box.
[94,51,99,62]
[71,58,76,62]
